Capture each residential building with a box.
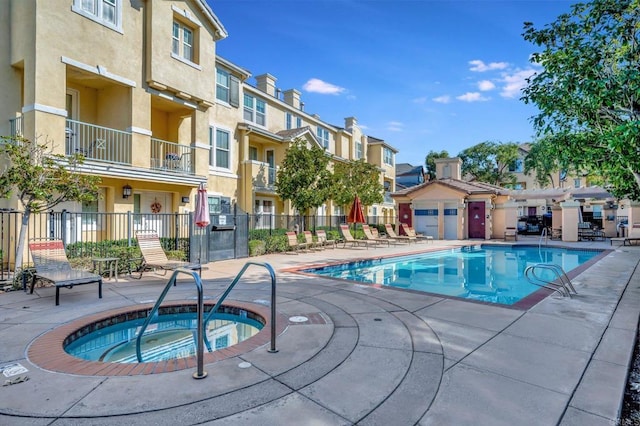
[1,0,396,239]
[395,163,426,190]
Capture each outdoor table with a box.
[92,257,119,282]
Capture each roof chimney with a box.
[255,73,277,97]
[283,89,301,110]
[345,116,357,129]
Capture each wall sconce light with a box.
[122,184,132,199]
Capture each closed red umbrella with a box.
[194,183,209,265]
[195,183,210,228]
[347,195,366,224]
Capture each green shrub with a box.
[249,240,266,256]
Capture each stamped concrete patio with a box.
[0,237,638,425]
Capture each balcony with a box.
[250,162,277,192]
[66,119,132,165]
[9,116,23,138]
[150,138,194,175]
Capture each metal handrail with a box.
[204,261,278,353]
[539,227,548,248]
[524,263,577,298]
[135,268,207,379]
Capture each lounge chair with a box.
[303,230,321,250]
[339,224,377,249]
[315,230,338,249]
[286,231,312,254]
[362,224,393,246]
[135,230,201,278]
[611,223,640,246]
[504,227,518,241]
[401,223,434,243]
[28,239,103,306]
[384,224,415,243]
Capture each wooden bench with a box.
[135,231,201,279]
[28,239,102,306]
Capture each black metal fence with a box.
[246,214,387,238]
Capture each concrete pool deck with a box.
[0,237,638,425]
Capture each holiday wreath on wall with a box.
[151,199,162,213]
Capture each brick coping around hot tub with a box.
[28,300,289,376]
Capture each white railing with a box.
[150,138,195,175]
[66,119,132,165]
[9,116,23,138]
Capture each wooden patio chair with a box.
[135,230,201,279]
[28,239,102,306]
[286,231,311,254]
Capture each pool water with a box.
[303,245,602,305]
[65,312,263,363]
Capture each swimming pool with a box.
[302,245,604,306]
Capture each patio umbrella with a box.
[347,195,366,234]
[194,183,210,264]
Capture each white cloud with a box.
[302,78,345,95]
[432,95,451,104]
[413,96,428,104]
[478,80,495,91]
[387,121,404,132]
[469,60,509,72]
[500,68,536,98]
[456,92,490,102]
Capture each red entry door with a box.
[467,202,486,239]
[398,203,412,234]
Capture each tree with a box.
[458,141,519,186]
[521,0,640,200]
[424,150,449,180]
[276,138,332,220]
[0,136,101,270]
[331,159,384,210]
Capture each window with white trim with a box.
[317,126,329,149]
[72,0,121,32]
[172,21,195,63]
[249,146,258,161]
[383,147,394,166]
[574,178,581,188]
[355,140,363,159]
[243,94,266,126]
[209,127,230,170]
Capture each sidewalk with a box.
[0,238,638,425]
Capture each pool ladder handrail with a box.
[524,263,577,298]
[539,227,548,248]
[204,261,278,354]
[135,267,207,379]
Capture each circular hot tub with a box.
[28,301,284,376]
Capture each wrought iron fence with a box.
[246,214,387,238]
[0,210,191,281]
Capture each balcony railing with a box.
[66,119,131,165]
[252,162,277,190]
[150,138,195,175]
[9,116,23,138]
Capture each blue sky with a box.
[208,0,574,165]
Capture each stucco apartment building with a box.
[0,0,397,232]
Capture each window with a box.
[172,21,194,63]
[286,113,302,130]
[208,196,231,214]
[209,127,230,169]
[249,146,258,161]
[574,178,581,188]
[244,94,266,126]
[383,147,394,166]
[355,140,363,159]
[317,126,329,149]
[82,199,99,227]
[509,158,524,173]
[73,0,121,31]
[216,69,240,107]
